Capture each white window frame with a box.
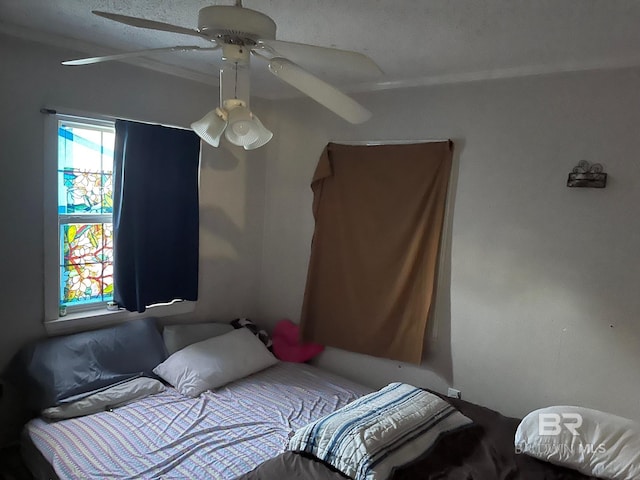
[43,111,195,335]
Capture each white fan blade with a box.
[62,46,219,66]
[258,39,382,77]
[93,11,211,40]
[268,57,371,124]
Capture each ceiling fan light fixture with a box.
[191,108,228,147]
[72,4,381,151]
[222,101,272,149]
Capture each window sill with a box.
[44,301,196,336]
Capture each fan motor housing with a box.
[198,6,276,42]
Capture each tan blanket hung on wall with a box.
[300,141,453,364]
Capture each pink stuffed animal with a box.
[272,319,324,362]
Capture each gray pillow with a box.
[4,317,167,411]
[163,322,234,355]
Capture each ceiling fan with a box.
[62,0,382,150]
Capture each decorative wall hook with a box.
[567,160,607,188]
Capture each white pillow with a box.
[515,405,640,480]
[41,377,165,419]
[163,322,234,354]
[153,327,278,397]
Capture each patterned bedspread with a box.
[25,362,371,479]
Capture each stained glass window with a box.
[58,120,115,307]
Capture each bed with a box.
[21,362,371,479]
[9,318,636,480]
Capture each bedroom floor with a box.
[0,446,32,480]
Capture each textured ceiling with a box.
[2,0,640,99]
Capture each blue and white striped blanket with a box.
[288,382,473,480]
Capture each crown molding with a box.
[343,56,640,96]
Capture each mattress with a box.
[23,362,372,480]
[240,392,599,480]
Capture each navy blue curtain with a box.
[113,120,200,312]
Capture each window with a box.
[57,118,115,310]
[43,111,196,332]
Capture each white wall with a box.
[258,68,640,420]
[0,34,266,370]
[3,31,639,423]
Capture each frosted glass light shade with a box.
[191,108,227,147]
[243,115,273,150]
[225,106,259,145]
[191,104,273,150]
[224,106,273,149]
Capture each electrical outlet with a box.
[447,388,461,399]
